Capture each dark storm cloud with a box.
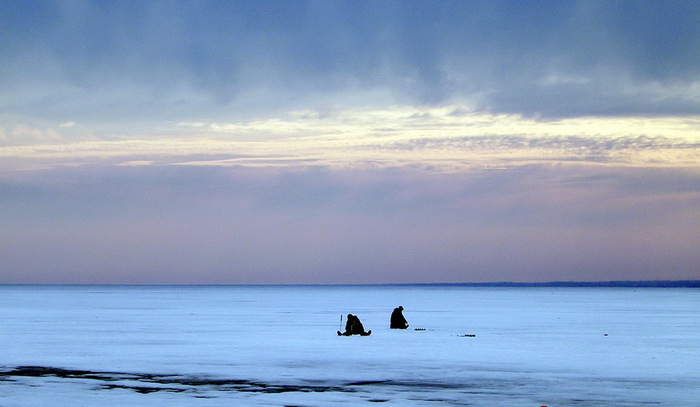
[1,0,699,128]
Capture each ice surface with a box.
[1,285,699,406]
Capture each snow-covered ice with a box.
[1,285,699,406]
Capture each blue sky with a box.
[1,1,699,284]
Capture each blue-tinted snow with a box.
[1,285,698,406]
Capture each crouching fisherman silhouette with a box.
[338,314,372,336]
[390,306,409,329]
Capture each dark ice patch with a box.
[0,366,353,395]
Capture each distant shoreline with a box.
[416,280,700,288]
[1,280,699,288]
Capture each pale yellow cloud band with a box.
[2,106,699,172]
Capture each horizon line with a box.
[1,280,699,288]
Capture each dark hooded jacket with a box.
[390,306,408,329]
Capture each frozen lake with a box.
[1,285,699,406]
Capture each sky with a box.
[1,0,699,284]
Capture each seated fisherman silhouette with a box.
[390,306,409,329]
[338,314,372,336]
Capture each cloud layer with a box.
[2,164,699,284]
[2,107,699,173]
[2,1,700,132]
[1,2,699,284]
